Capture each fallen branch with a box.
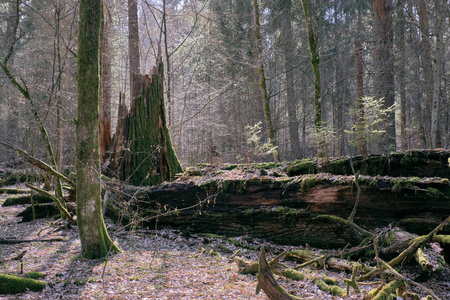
[0,139,75,189]
[0,238,64,245]
[26,184,76,225]
[256,247,301,300]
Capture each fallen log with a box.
[2,194,53,206]
[104,166,449,248]
[288,149,450,178]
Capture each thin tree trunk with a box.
[162,0,172,128]
[282,0,301,160]
[395,0,407,150]
[252,0,280,162]
[128,0,140,102]
[76,0,120,259]
[417,0,433,147]
[99,3,112,163]
[301,0,324,157]
[355,39,367,156]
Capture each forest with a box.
[0,0,450,299]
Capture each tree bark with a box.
[128,0,140,101]
[301,0,324,157]
[395,0,407,150]
[430,0,446,149]
[76,0,120,258]
[282,0,301,160]
[417,0,433,147]
[372,0,395,152]
[252,0,280,162]
[355,39,367,156]
[110,59,182,186]
[99,3,112,163]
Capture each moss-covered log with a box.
[108,165,450,247]
[2,194,52,206]
[288,149,450,178]
[0,273,46,294]
[109,58,182,186]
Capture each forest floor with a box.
[1,190,449,300]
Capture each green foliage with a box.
[308,122,337,159]
[244,122,279,162]
[346,96,395,152]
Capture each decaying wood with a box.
[256,248,301,300]
[26,184,75,225]
[103,163,449,247]
[108,58,182,186]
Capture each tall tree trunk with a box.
[395,0,407,150]
[162,0,173,128]
[282,0,301,160]
[372,0,395,152]
[417,0,433,147]
[252,0,280,162]
[301,0,324,157]
[128,0,140,101]
[99,3,112,163]
[430,0,446,148]
[76,0,120,259]
[355,39,367,156]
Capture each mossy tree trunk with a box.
[76,0,120,259]
[127,60,182,186]
[301,0,324,157]
[252,0,280,162]
[110,58,182,186]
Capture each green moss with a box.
[243,208,255,215]
[442,178,449,184]
[330,159,351,175]
[392,180,402,194]
[427,187,444,199]
[400,151,419,168]
[0,274,46,294]
[283,268,306,281]
[369,179,379,187]
[254,162,280,170]
[287,160,316,176]
[222,164,237,170]
[200,233,225,239]
[237,181,245,195]
[300,176,316,193]
[434,235,450,244]
[312,277,345,297]
[25,272,45,280]
[74,278,87,286]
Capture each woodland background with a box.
[1,0,449,169]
